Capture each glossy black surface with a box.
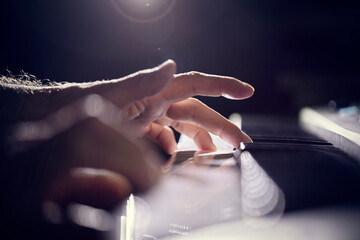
[242,115,360,212]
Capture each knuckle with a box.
[193,129,206,141]
[188,71,202,77]
[188,97,201,106]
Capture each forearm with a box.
[0,81,51,126]
[0,75,82,125]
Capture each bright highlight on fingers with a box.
[86,59,176,107]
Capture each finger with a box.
[171,121,217,151]
[46,168,132,209]
[166,98,252,147]
[143,122,177,154]
[84,59,176,106]
[162,71,254,103]
[153,116,216,151]
[153,116,173,125]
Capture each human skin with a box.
[1,60,254,209]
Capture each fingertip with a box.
[157,59,177,77]
[208,143,217,152]
[197,141,217,152]
[221,79,255,100]
[230,128,253,147]
[162,140,177,155]
[169,143,178,154]
[246,83,255,95]
[241,82,255,98]
[159,59,176,68]
[241,132,253,143]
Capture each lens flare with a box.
[110,0,176,23]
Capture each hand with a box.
[52,60,254,153]
[6,60,254,210]
[13,60,253,153]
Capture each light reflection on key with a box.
[240,151,285,226]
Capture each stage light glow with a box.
[129,13,174,45]
[110,0,176,23]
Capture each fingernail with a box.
[243,133,253,143]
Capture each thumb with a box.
[87,59,176,106]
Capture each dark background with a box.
[1,0,359,117]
